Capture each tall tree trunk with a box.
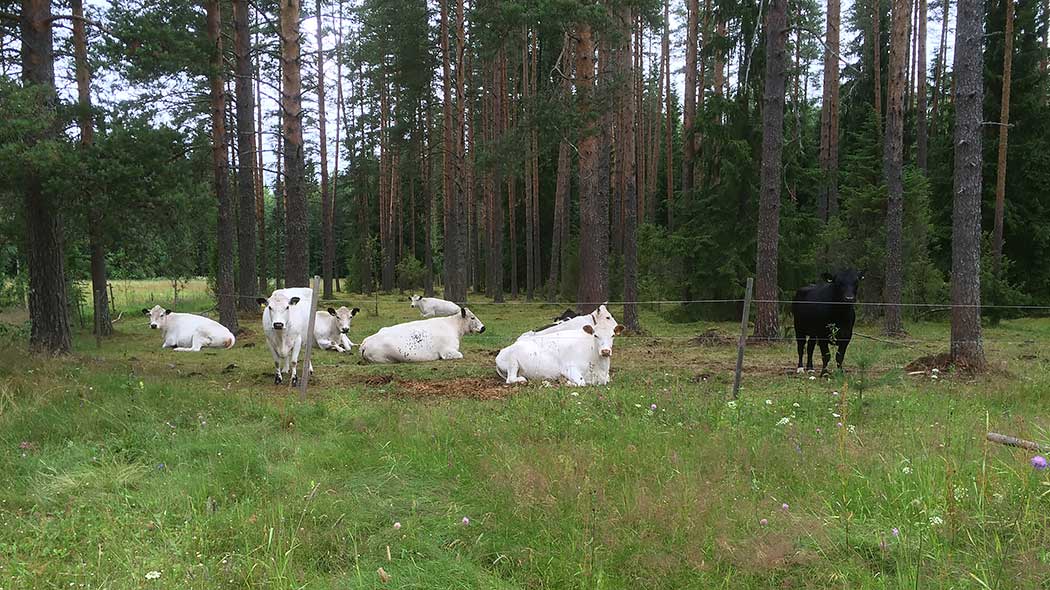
[621,6,640,332]
[950,0,986,368]
[916,0,929,171]
[440,0,465,301]
[356,66,372,293]
[380,77,394,291]
[454,0,469,301]
[490,51,506,303]
[206,0,239,332]
[635,16,647,224]
[575,20,607,313]
[424,103,435,296]
[682,0,698,198]
[233,0,258,311]
[818,0,841,222]
[992,0,1014,274]
[929,0,951,136]
[663,0,673,229]
[72,0,111,338]
[254,14,267,295]
[21,0,71,353]
[274,61,285,290]
[332,0,345,292]
[874,0,883,120]
[468,59,482,294]
[315,0,333,299]
[549,35,572,301]
[530,31,541,295]
[522,26,535,301]
[281,0,308,287]
[882,0,912,336]
[752,0,788,340]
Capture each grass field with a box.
[0,280,1048,589]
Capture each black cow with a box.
[530,308,580,333]
[792,269,864,375]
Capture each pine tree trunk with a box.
[233,0,258,311]
[929,0,950,137]
[682,0,698,199]
[254,15,267,295]
[752,0,788,341]
[206,0,239,333]
[274,64,285,290]
[332,0,345,292]
[490,51,506,303]
[530,31,541,295]
[662,0,673,229]
[621,6,640,332]
[423,103,435,296]
[549,36,572,302]
[380,78,394,291]
[916,0,929,171]
[440,0,459,301]
[72,0,111,338]
[357,66,372,294]
[451,0,468,302]
[315,0,333,299]
[992,0,1014,274]
[281,0,308,287]
[522,27,535,301]
[950,0,986,368]
[818,0,841,222]
[576,20,608,313]
[882,0,912,336]
[874,0,883,121]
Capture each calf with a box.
[313,306,360,353]
[360,307,485,363]
[792,269,864,375]
[257,287,314,385]
[142,305,235,351]
[496,311,625,386]
[409,295,461,318]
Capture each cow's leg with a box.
[505,359,527,385]
[835,337,851,370]
[818,339,832,376]
[340,334,354,352]
[806,338,817,372]
[564,367,587,387]
[796,336,806,373]
[174,333,206,352]
[290,337,302,386]
[268,346,283,385]
[439,349,464,360]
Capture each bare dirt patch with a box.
[359,375,513,400]
[692,328,734,346]
[905,352,953,373]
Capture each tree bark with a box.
[575,19,608,313]
[662,0,673,229]
[454,0,469,301]
[206,0,239,332]
[950,0,986,368]
[916,0,929,171]
[929,0,951,137]
[621,6,640,332]
[254,12,267,295]
[874,0,883,121]
[522,26,535,301]
[549,35,572,302]
[280,0,308,287]
[818,0,841,222]
[72,0,111,338]
[992,0,1014,274]
[275,60,285,290]
[423,102,435,296]
[379,77,394,291]
[681,0,699,198]
[233,0,258,311]
[332,0,345,293]
[882,0,912,336]
[752,0,788,340]
[315,0,333,299]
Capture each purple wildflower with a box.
[891,527,900,537]
[1032,455,1047,471]
[759,518,768,526]
[393,522,401,530]
[462,516,470,526]
[781,503,789,512]
[650,404,657,411]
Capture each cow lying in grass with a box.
[409,295,461,318]
[360,307,485,363]
[496,306,624,386]
[142,305,236,352]
[313,306,360,353]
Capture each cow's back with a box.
[791,283,855,337]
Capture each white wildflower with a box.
[776,417,791,427]
[847,424,856,434]
[902,466,913,475]
[144,571,161,580]
[929,516,943,527]
[765,399,773,406]
[792,402,800,408]
[726,400,738,409]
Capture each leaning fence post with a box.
[298,275,322,401]
[94,290,103,349]
[732,277,754,399]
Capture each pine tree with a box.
[233,0,258,310]
[882,0,911,336]
[992,0,1014,273]
[316,0,334,299]
[281,0,309,287]
[818,0,842,221]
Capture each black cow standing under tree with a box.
[792,269,865,375]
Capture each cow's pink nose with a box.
[600,349,612,357]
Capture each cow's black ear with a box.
[327,307,337,316]
[164,309,173,315]
[256,297,268,306]
[141,308,150,316]
[461,307,467,318]
[289,297,301,305]
[351,307,360,316]
[822,272,834,282]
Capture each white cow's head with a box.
[409,295,422,308]
[256,293,301,331]
[459,307,485,333]
[141,305,172,330]
[327,306,360,334]
[583,305,625,357]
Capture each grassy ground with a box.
[0,280,1048,589]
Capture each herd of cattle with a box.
[142,291,625,387]
[141,268,866,385]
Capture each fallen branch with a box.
[986,432,1043,451]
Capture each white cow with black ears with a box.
[360,307,485,363]
[409,295,461,318]
[142,305,236,351]
[257,287,314,385]
[313,306,360,352]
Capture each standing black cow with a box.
[792,269,864,375]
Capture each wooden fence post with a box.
[94,290,102,349]
[298,276,322,401]
[732,277,754,399]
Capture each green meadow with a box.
[0,280,1047,588]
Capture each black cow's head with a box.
[822,269,865,302]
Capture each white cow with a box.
[516,304,615,341]
[313,306,360,353]
[496,307,624,386]
[142,305,236,352]
[409,295,461,318]
[360,307,485,363]
[257,287,314,385]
